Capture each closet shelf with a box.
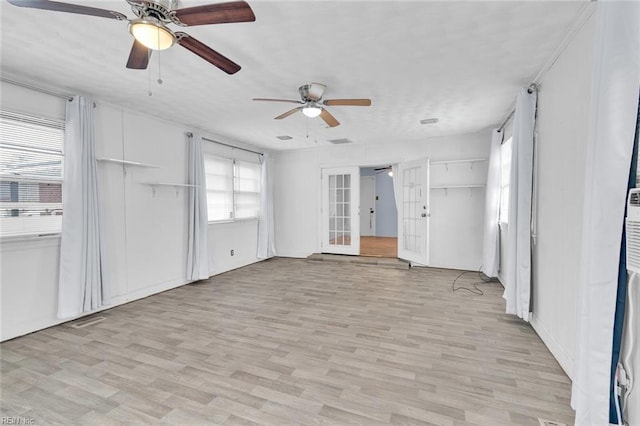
[431,184,485,189]
[144,182,198,196]
[144,183,198,188]
[431,184,485,196]
[431,158,486,166]
[97,158,160,169]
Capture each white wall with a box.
[529,14,596,378]
[0,82,264,341]
[273,133,491,271]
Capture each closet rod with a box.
[186,132,263,156]
[1,77,73,101]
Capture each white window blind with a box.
[0,110,64,236]
[204,155,234,221]
[499,137,513,223]
[234,160,261,219]
[203,154,261,222]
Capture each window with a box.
[204,155,234,221]
[234,160,261,219]
[204,154,261,222]
[499,137,512,223]
[0,110,65,236]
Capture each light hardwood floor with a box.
[360,236,398,258]
[0,258,574,425]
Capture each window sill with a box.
[208,217,259,225]
[1,232,61,243]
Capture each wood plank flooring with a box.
[360,236,398,258]
[0,258,575,425]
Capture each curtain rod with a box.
[497,110,516,133]
[186,132,263,156]
[1,77,73,101]
[497,3,594,134]
[497,83,538,133]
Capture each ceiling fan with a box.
[253,83,372,128]
[6,0,256,74]
[374,165,391,174]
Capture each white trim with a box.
[1,276,189,342]
[530,313,574,380]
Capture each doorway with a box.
[360,166,398,258]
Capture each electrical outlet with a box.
[538,419,567,426]
[230,249,234,256]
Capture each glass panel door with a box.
[397,159,429,265]
[321,166,360,255]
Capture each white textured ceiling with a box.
[1,0,587,151]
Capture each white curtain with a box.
[391,164,401,212]
[482,129,503,278]
[58,96,108,318]
[571,1,640,424]
[186,132,210,280]
[621,273,639,422]
[257,153,276,259]
[503,88,537,321]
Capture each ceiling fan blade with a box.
[126,40,151,70]
[6,0,127,19]
[275,107,302,120]
[174,1,256,26]
[176,32,241,75]
[307,83,326,101]
[253,98,303,104]
[320,109,340,128]
[323,99,372,107]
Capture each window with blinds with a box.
[234,161,261,219]
[203,154,261,222]
[204,155,234,221]
[0,110,65,236]
[499,137,513,224]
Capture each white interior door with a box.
[397,159,430,265]
[360,176,375,236]
[321,166,360,255]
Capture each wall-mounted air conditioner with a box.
[626,189,640,273]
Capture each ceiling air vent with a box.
[276,135,292,140]
[328,138,353,145]
[630,190,640,206]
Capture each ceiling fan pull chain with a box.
[148,65,153,97]
[157,31,163,85]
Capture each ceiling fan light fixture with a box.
[129,17,175,50]
[302,105,322,118]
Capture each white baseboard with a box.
[209,257,263,276]
[109,276,190,306]
[273,250,311,259]
[530,313,574,380]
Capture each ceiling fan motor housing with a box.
[131,0,176,21]
[299,85,312,102]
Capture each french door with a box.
[397,159,430,265]
[321,166,360,255]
